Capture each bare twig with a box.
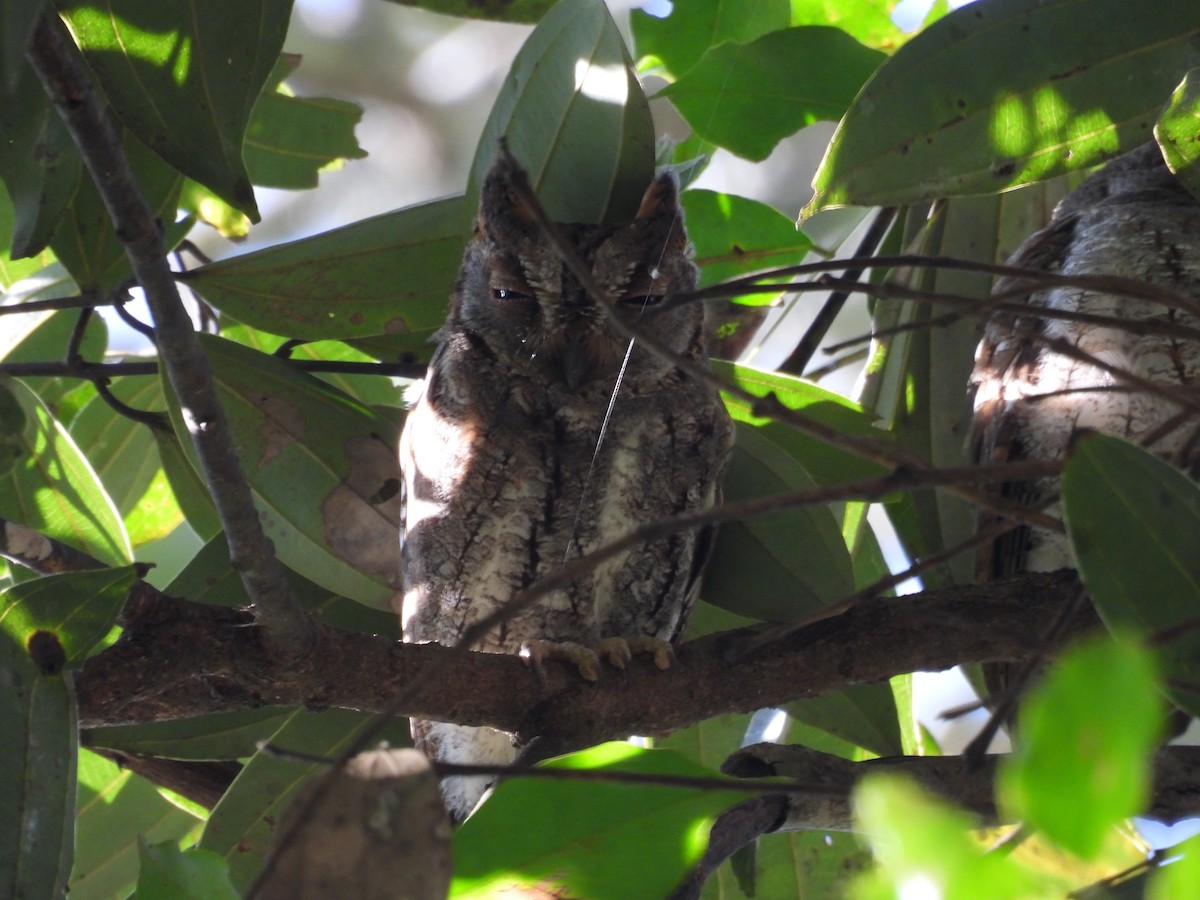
[27,15,314,661]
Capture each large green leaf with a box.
[0,377,131,567]
[785,683,902,759]
[997,637,1163,860]
[467,0,655,225]
[0,631,75,900]
[789,0,907,51]
[452,743,751,899]
[243,91,366,190]
[630,0,789,78]
[682,189,813,290]
[660,27,885,162]
[70,749,203,900]
[0,302,107,420]
[1061,432,1200,716]
[0,54,81,258]
[86,707,296,761]
[58,0,294,220]
[199,709,412,892]
[807,0,1200,214]
[181,195,465,346]
[0,0,48,88]
[1156,68,1200,203]
[134,842,238,900]
[0,184,57,287]
[163,335,401,609]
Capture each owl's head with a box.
[451,155,705,391]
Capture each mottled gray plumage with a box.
[399,156,733,820]
[970,143,1200,698]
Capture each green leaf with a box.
[807,0,1200,215]
[682,189,813,290]
[49,127,185,289]
[630,0,789,78]
[0,303,107,420]
[153,427,221,541]
[1061,432,1200,716]
[1149,833,1200,900]
[71,749,203,900]
[86,707,296,761]
[182,195,466,347]
[163,335,402,609]
[997,637,1163,860]
[134,841,238,900]
[58,0,294,220]
[243,91,366,190]
[467,0,655,225]
[785,683,902,758]
[660,27,885,162]
[0,0,47,89]
[0,567,138,666]
[1156,68,1200,203]
[0,377,131,566]
[199,709,412,892]
[452,743,751,899]
[0,185,57,287]
[0,626,76,900]
[70,378,181,546]
[166,531,399,637]
[0,52,82,259]
[380,0,555,23]
[789,0,907,51]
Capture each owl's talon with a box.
[520,639,601,682]
[625,635,676,670]
[596,637,632,670]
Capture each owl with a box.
[398,154,734,821]
[970,142,1200,697]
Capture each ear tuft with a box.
[477,150,537,235]
[635,171,681,220]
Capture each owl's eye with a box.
[492,288,534,302]
[621,294,664,308]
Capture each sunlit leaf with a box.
[467,0,655,225]
[1156,68,1200,203]
[452,743,751,899]
[682,189,812,290]
[661,27,885,162]
[1149,833,1200,900]
[0,377,131,566]
[1062,432,1200,716]
[58,0,293,219]
[244,91,366,190]
[789,0,906,52]
[997,637,1163,860]
[71,749,203,900]
[630,0,789,78]
[182,195,465,347]
[807,0,1200,214]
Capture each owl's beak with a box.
[560,336,593,391]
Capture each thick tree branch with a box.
[26,15,314,662]
[77,570,1089,737]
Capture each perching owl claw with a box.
[398,152,734,821]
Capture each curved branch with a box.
[26,15,314,662]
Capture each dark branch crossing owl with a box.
[398,154,734,820]
[970,143,1200,686]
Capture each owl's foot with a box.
[624,635,676,670]
[520,639,604,682]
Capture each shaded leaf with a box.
[135,841,238,900]
[807,0,1200,214]
[199,709,412,892]
[467,0,655,225]
[86,707,296,761]
[785,683,902,758]
[682,189,812,290]
[0,377,131,566]
[997,637,1163,860]
[0,303,107,420]
[244,91,366,190]
[58,0,293,219]
[1156,68,1200,203]
[0,185,57,287]
[182,195,465,346]
[0,0,47,88]
[0,53,81,258]
[452,743,751,899]
[661,27,885,162]
[153,426,221,541]
[0,630,75,900]
[630,0,789,78]
[1061,432,1200,716]
[71,749,203,900]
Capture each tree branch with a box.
[77,570,1090,737]
[27,14,314,662]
